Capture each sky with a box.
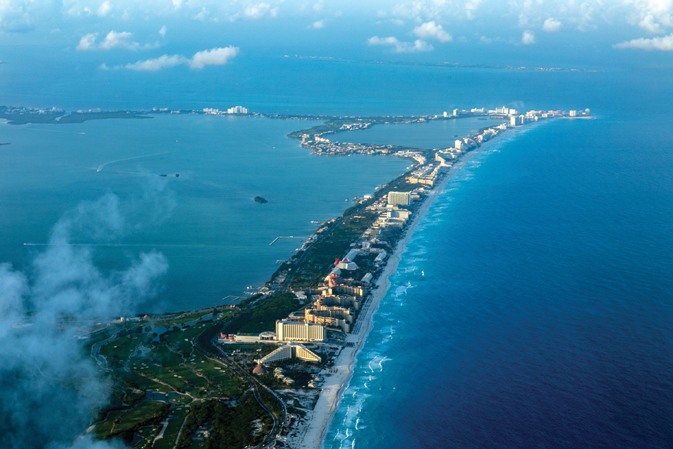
[1,0,673,72]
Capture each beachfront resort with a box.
[71,105,591,448]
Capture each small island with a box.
[254,196,268,203]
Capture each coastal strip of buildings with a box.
[216,105,591,370]
[295,106,592,159]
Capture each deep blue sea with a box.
[1,56,672,447]
[324,68,673,448]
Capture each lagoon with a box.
[337,116,506,150]
[0,114,408,312]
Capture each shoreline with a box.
[294,134,498,449]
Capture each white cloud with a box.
[189,46,239,69]
[628,0,673,34]
[522,30,535,44]
[100,31,136,49]
[465,0,482,20]
[368,36,399,46]
[368,36,434,53]
[480,35,492,43]
[194,7,210,21]
[615,33,673,50]
[96,1,112,17]
[159,25,166,37]
[0,0,38,31]
[172,0,182,9]
[413,21,452,42]
[76,31,158,51]
[119,46,239,71]
[77,33,98,50]
[639,14,665,33]
[542,17,561,32]
[405,40,434,52]
[124,54,188,71]
[312,20,325,29]
[244,3,278,19]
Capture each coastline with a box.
[294,135,497,449]
[65,110,550,446]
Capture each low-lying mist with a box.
[0,175,175,448]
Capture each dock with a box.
[269,236,305,246]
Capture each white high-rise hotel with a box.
[387,191,412,206]
[227,106,248,114]
[275,320,325,341]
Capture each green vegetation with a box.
[282,170,418,290]
[0,111,64,124]
[95,400,169,442]
[286,116,429,141]
[375,171,418,196]
[153,310,216,327]
[100,332,150,366]
[58,111,151,123]
[195,321,226,356]
[257,387,283,420]
[217,343,277,357]
[177,393,272,449]
[346,252,379,281]
[289,206,376,289]
[152,407,190,449]
[237,293,263,308]
[225,293,300,334]
[90,312,253,446]
[0,110,150,125]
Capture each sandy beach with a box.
[293,141,493,449]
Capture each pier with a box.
[269,236,305,246]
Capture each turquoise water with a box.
[0,115,408,312]
[337,116,506,149]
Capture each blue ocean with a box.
[324,68,673,448]
[1,54,672,447]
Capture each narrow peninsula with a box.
[10,103,592,449]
